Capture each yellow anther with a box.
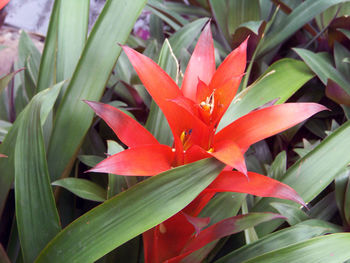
[180,131,186,143]
[207,147,214,153]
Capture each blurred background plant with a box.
[1,0,350,262]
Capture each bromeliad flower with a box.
[86,22,326,201]
[85,22,327,262]
[119,23,326,176]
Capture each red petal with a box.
[166,213,284,263]
[210,140,247,175]
[209,38,248,90]
[143,213,195,263]
[169,96,197,117]
[215,103,328,152]
[85,101,159,147]
[0,154,7,158]
[88,145,174,176]
[184,145,210,164]
[205,171,306,206]
[212,76,243,125]
[196,79,211,104]
[122,45,182,114]
[185,141,247,176]
[181,23,216,101]
[183,213,210,236]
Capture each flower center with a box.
[199,92,215,115]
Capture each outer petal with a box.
[205,171,306,206]
[215,103,328,152]
[209,38,248,90]
[181,23,216,101]
[166,213,284,263]
[185,143,247,176]
[85,101,159,147]
[210,140,247,175]
[88,145,174,176]
[122,45,182,113]
[143,213,194,263]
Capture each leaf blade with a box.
[36,158,225,263]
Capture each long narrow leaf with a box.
[35,158,225,262]
[0,84,62,215]
[56,0,89,85]
[215,220,342,263]
[37,0,60,91]
[47,0,147,181]
[243,233,350,263]
[15,94,61,263]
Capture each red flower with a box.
[86,23,326,262]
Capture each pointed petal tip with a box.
[83,100,102,112]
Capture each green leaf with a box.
[268,151,287,181]
[0,69,23,97]
[146,0,188,31]
[37,0,59,91]
[164,2,210,17]
[254,120,350,236]
[0,120,12,142]
[335,168,350,223]
[215,220,342,263]
[270,202,309,225]
[46,0,147,182]
[218,59,314,131]
[0,83,62,215]
[18,31,41,98]
[52,178,106,202]
[308,192,338,221]
[294,48,350,95]
[56,0,89,88]
[338,28,350,40]
[226,0,260,36]
[15,91,61,263]
[35,158,225,263]
[169,17,209,57]
[237,20,264,35]
[258,0,350,56]
[78,155,104,168]
[334,42,350,78]
[243,233,350,263]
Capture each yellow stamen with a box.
[207,147,214,153]
[180,131,186,143]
